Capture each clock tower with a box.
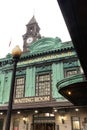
[23,16,41,52]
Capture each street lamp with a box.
[5,45,22,130]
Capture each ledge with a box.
[57,74,87,106]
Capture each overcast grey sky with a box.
[0,0,71,58]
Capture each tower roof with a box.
[28,16,37,25]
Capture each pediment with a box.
[30,37,62,54]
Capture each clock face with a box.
[26,37,33,44]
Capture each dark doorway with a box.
[0,119,4,130]
[34,123,55,130]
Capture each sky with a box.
[0,0,71,58]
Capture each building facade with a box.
[0,16,87,130]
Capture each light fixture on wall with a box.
[23,117,28,124]
[23,116,29,130]
[61,116,65,124]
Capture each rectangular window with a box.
[64,68,80,77]
[65,69,77,77]
[15,77,25,98]
[71,116,80,130]
[64,60,81,78]
[35,73,51,96]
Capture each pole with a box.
[5,58,18,130]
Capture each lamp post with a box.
[5,45,22,130]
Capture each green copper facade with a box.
[0,37,82,105]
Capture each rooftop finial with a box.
[33,8,35,16]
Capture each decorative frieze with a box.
[18,51,76,66]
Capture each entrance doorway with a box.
[33,113,55,130]
[34,123,55,130]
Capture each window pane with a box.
[36,73,51,96]
[65,69,78,77]
[15,77,25,98]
